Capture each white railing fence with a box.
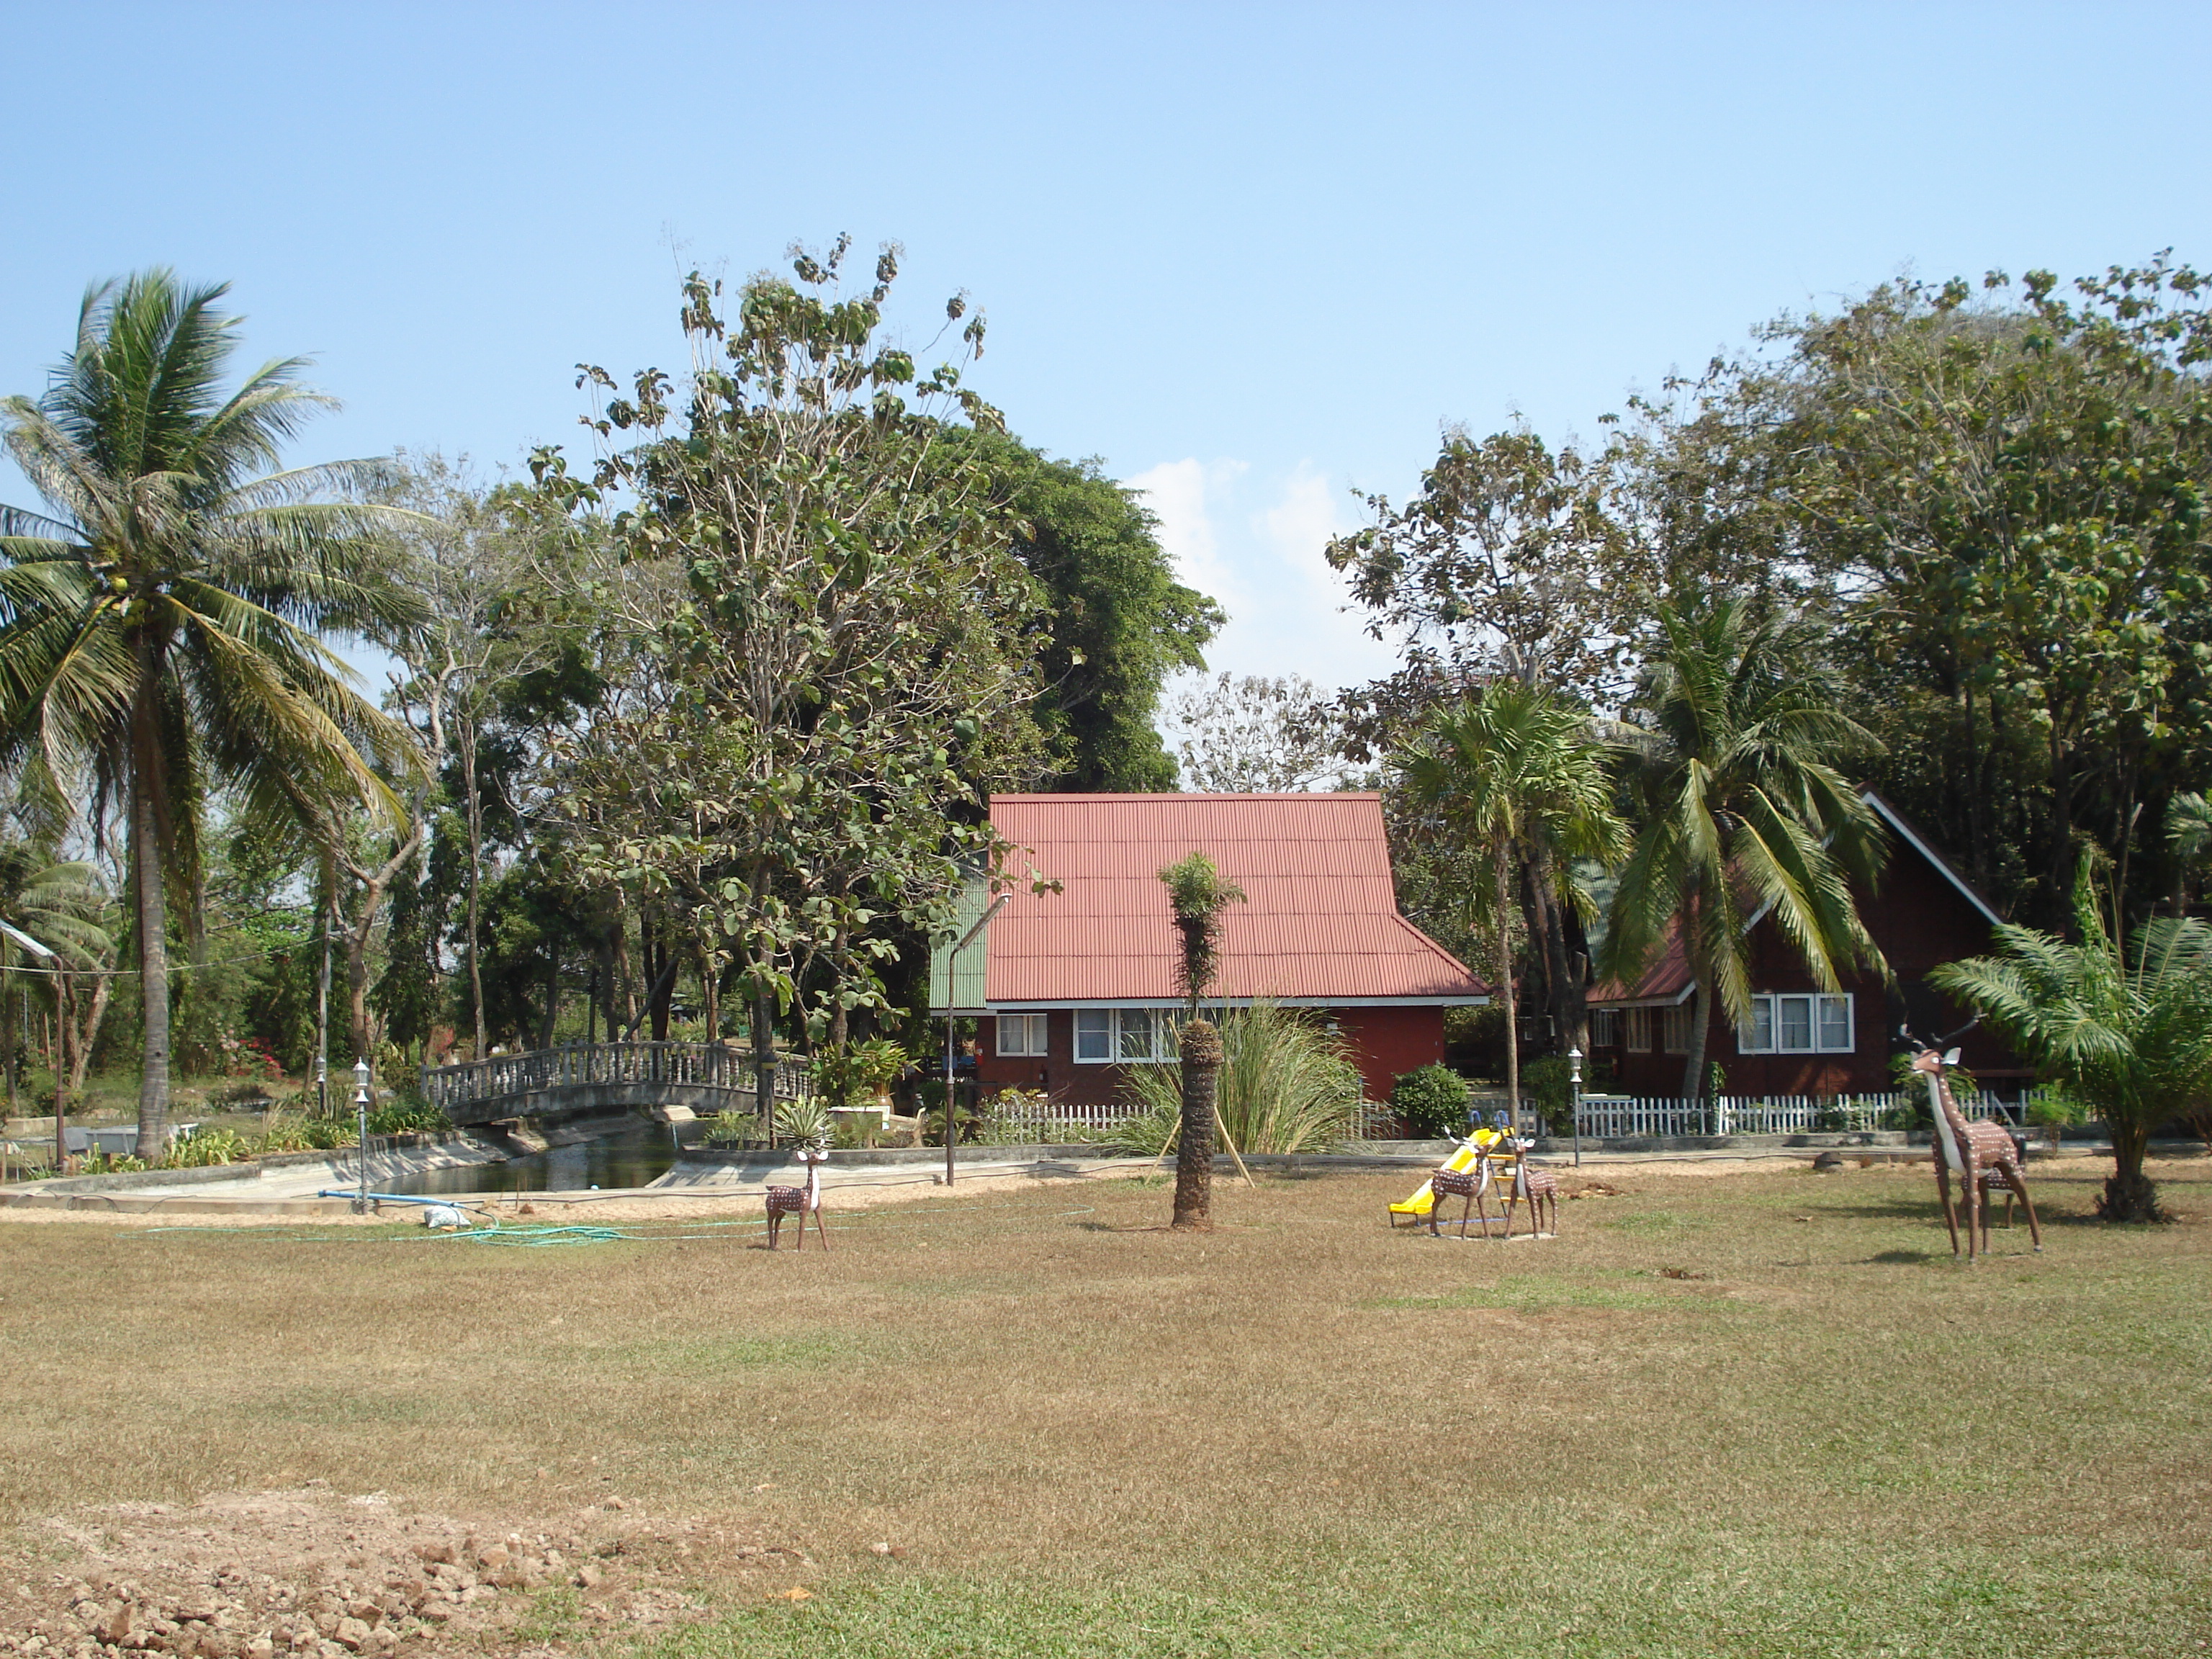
[1570,1089,2033,1141]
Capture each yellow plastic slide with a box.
[1388,1131,1506,1223]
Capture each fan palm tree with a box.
[1601,598,1888,1100]
[0,271,424,1151]
[1933,858,2212,1223]
[1398,680,1629,1118]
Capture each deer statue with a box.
[1428,1121,1516,1238]
[1427,1161,1490,1238]
[1496,1134,1560,1240]
[1910,1039,2040,1262]
[765,1144,831,1251]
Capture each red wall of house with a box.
[974,1005,1447,1110]
[1593,848,2024,1098]
[1331,1006,1447,1102]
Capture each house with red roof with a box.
[929,793,1488,1108]
[1588,790,2029,1099]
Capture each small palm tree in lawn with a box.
[1398,680,1629,1123]
[1601,598,1888,1101]
[0,271,423,1152]
[1933,858,2212,1223]
[1159,850,1244,1230]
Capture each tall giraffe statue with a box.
[1912,1046,2041,1262]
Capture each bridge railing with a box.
[421,1041,814,1112]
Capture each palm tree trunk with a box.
[1172,1018,1221,1230]
[69,972,113,1097]
[4,959,15,1115]
[53,969,71,1171]
[130,757,171,1154]
[1680,977,1712,1105]
[2098,1121,2165,1222]
[1493,839,1519,1128]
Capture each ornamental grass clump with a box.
[1111,1001,1362,1156]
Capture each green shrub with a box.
[1113,1002,1360,1156]
[2025,1087,2090,1130]
[812,1038,909,1110]
[701,1109,755,1146]
[161,1129,250,1168]
[1390,1065,1470,1138]
[1520,1054,1614,1135]
[367,1099,449,1136]
[75,1149,147,1175]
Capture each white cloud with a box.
[1131,458,1395,705]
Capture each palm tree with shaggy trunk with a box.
[1160,851,1243,1230]
[1933,857,2212,1223]
[0,271,423,1153]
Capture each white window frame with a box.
[1624,1007,1653,1053]
[1117,1008,1157,1064]
[1074,1009,1112,1062]
[996,1012,1048,1058]
[1071,1008,1173,1064]
[1737,993,1854,1055]
[1589,1009,1619,1047]
[1662,1004,1696,1055]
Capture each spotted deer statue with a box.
[1427,1161,1491,1238]
[1912,1046,2040,1262]
[765,1144,831,1251]
[1497,1135,1560,1240]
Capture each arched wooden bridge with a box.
[421,1041,813,1126]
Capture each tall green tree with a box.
[1398,680,1628,1110]
[0,271,421,1148]
[539,239,1051,1112]
[1933,858,2212,1223]
[1327,426,1639,757]
[949,432,1220,791]
[1772,259,2212,924]
[1601,599,1888,1100]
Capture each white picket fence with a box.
[1573,1089,2033,1140]
[981,1097,1139,1143]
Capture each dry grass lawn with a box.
[3,1154,2208,1658]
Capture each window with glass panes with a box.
[995,1013,1048,1057]
[1072,1009,1173,1063]
[1736,993,1853,1054]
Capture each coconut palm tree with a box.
[0,844,112,1120]
[1933,857,2212,1223]
[0,271,423,1151]
[1601,598,1888,1100]
[1398,680,1629,1120]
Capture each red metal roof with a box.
[981,793,1487,1005]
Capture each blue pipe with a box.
[315,1189,489,1208]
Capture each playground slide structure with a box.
[1387,1128,1516,1226]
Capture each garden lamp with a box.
[352,1057,372,1209]
[1568,1045,1583,1168]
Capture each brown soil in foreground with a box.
[0,1485,812,1658]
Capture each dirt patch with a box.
[0,1486,809,1657]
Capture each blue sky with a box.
[6,1,2208,701]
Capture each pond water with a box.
[379,1118,684,1195]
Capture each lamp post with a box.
[1568,1045,1583,1169]
[353,1056,372,1211]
